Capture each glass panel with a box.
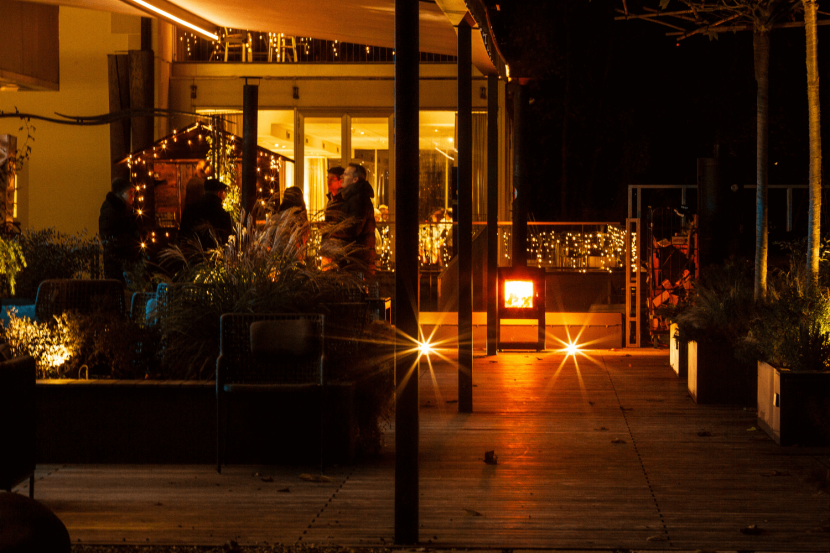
[304,117,343,217]
[351,117,390,208]
[256,109,294,202]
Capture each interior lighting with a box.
[119,0,219,40]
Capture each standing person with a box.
[327,163,376,276]
[276,185,310,261]
[184,160,211,208]
[179,178,234,248]
[321,166,345,270]
[99,177,140,283]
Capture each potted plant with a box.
[749,265,830,445]
[676,259,757,405]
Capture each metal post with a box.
[511,81,528,266]
[486,74,499,356]
[394,0,419,544]
[458,19,473,412]
[241,80,259,222]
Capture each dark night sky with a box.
[486,0,830,227]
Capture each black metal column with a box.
[457,19,473,412]
[486,74,499,356]
[242,81,259,223]
[394,0,419,544]
[511,81,528,267]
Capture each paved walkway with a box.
[16,350,830,550]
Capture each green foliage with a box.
[0,307,160,379]
[748,257,830,371]
[157,211,370,380]
[1,308,82,378]
[12,228,101,299]
[675,258,756,347]
[0,236,25,295]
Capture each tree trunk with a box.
[804,0,822,285]
[754,30,770,301]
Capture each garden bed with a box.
[36,362,392,464]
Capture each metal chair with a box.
[216,313,325,474]
[130,291,156,327]
[0,354,36,498]
[34,279,125,322]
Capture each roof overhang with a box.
[21,0,506,76]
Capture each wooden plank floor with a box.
[16,350,830,550]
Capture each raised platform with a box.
[419,311,623,349]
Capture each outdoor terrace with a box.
[14,350,830,550]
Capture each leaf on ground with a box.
[740,524,764,535]
[446,399,458,404]
[278,487,290,493]
[261,476,274,483]
[299,473,333,483]
[595,427,608,431]
[154,502,163,506]
[464,508,483,516]
[747,426,757,431]
[646,534,667,542]
[697,431,712,437]
[611,438,626,444]
[620,406,633,411]
[762,470,790,477]
[484,450,498,465]
[536,357,543,360]
[422,401,435,408]
[588,401,594,406]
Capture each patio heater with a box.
[497,265,545,351]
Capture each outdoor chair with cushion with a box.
[0,354,36,498]
[216,313,325,474]
[34,279,125,322]
[129,291,157,327]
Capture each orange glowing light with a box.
[418,341,433,356]
[505,280,533,308]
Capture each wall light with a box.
[119,0,219,41]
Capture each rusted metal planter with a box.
[757,360,830,446]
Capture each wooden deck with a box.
[15,350,830,550]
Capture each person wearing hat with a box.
[179,178,234,248]
[99,177,140,283]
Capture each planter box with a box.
[669,323,687,378]
[36,366,391,464]
[688,339,756,406]
[757,360,830,446]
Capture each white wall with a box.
[0,7,139,235]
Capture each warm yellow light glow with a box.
[505,280,533,308]
[565,342,580,356]
[418,341,433,356]
[123,0,219,40]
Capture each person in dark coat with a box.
[184,160,211,208]
[99,177,139,283]
[276,185,310,261]
[179,178,234,248]
[325,163,376,276]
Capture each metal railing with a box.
[306,220,629,272]
[176,29,457,64]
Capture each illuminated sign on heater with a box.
[504,280,534,308]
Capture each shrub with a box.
[675,258,756,348]
[1,307,160,379]
[0,235,26,296]
[12,228,101,299]
[157,212,373,380]
[748,258,830,371]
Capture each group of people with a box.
[98,159,379,283]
